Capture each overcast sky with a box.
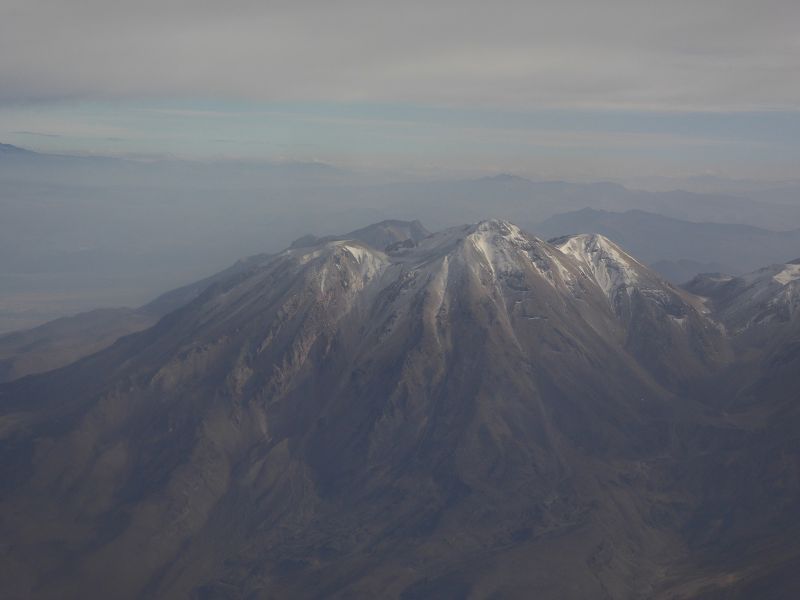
[1,0,799,178]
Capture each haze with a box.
[2,0,800,178]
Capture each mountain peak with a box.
[550,232,643,271]
[550,232,627,254]
[686,259,800,333]
[290,219,430,251]
[473,218,523,236]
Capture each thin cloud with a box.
[1,0,799,111]
[11,130,62,138]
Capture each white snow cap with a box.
[552,233,642,300]
[773,263,800,286]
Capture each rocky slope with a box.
[551,233,728,386]
[685,259,800,336]
[0,220,429,382]
[0,220,796,599]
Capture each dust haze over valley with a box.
[3,1,800,598]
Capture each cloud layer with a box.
[2,0,799,110]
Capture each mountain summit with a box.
[0,220,797,598]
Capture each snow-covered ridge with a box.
[468,220,530,276]
[278,222,721,335]
[773,263,800,285]
[282,239,390,295]
[551,233,642,301]
[331,241,388,280]
[463,220,582,288]
[687,259,800,333]
[398,219,542,270]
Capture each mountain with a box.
[0,257,263,383]
[550,233,728,385]
[0,308,156,383]
[678,261,800,595]
[289,219,430,250]
[0,221,430,382]
[682,255,800,431]
[0,220,798,598]
[624,174,800,207]
[534,208,800,282]
[685,259,800,335]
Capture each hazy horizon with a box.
[2,0,800,181]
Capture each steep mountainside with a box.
[0,220,797,599]
[684,258,800,403]
[550,233,728,386]
[0,308,156,382]
[685,259,800,335]
[672,259,800,596]
[0,220,428,383]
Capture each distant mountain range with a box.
[624,173,800,203]
[369,173,800,232]
[1,219,799,598]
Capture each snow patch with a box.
[471,233,497,275]
[428,256,450,318]
[554,234,640,301]
[542,246,573,285]
[773,263,800,285]
[339,243,386,280]
[468,221,534,278]
[342,243,370,264]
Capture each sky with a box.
[2,0,799,179]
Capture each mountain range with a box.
[370,174,800,232]
[1,219,799,598]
